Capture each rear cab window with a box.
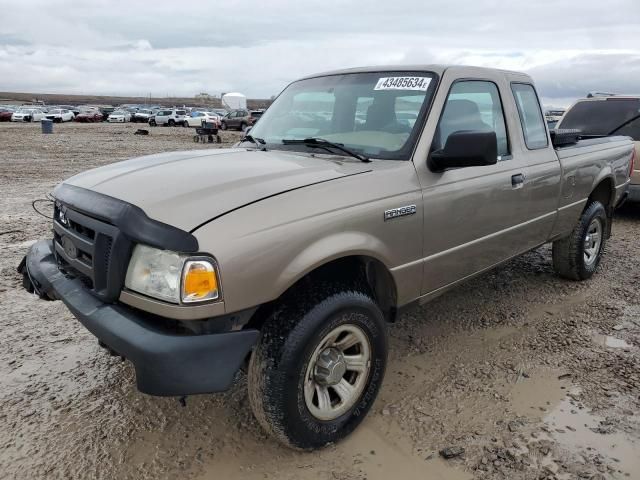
[511,83,548,149]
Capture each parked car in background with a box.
[183,111,221,128]
[149,109,187,126]
[220,109,260,131]
[45,109,75,122]
[11,108,46,122]
[20,65,633,450]
[0,107,15,121]
[100,106,116,121]
[132,109,155,123]
[558,96,640,202]
[74,110,104,123]
[107,110,132,123]
[544,109,565,130]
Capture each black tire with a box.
[220,121,227,130]
[168,119,175,127]
[552,200,608,280]
[240,122,247,132]
[248,285,388,450]
[183,121,189,128]
[149,119,156,127]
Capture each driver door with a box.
[417,77,530,295]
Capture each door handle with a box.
[511,173,525,189]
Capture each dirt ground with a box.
[0,122,639,480]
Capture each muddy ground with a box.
[0,122,638,480]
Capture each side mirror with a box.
[429,130,498,172]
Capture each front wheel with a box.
[220,121,227,130]
[168,119,175,127]
[552,200,608,280]
[183,120,189,128]
[149,119,156,127]
[248,286,388,450]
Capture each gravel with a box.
[0,121,639,480]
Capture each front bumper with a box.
[22,240,259,396]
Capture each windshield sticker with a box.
[374,77,431,91]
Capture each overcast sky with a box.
[0,0,639,106]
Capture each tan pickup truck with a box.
[21,65,633,449]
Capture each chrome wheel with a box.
[304,324,371,421]
[584,218,602,266]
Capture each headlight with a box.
[124,245,220,304]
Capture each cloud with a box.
[0,0,638,104]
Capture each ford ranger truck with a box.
[20,65,634,450]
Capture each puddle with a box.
[545,397,640,477]
[509,371,569,418]
[592,334,633,350]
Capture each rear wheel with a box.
[552,200,607,280]
[248,285,388,449]
[168,119,175,127]
[149,119,157,127]
[183,120,189,128]
[220,121,227,130]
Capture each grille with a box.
[53,203,130,302]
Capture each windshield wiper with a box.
[281,137,370,163]
[242,134,267,151]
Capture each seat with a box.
[364,101,411,134]
[438,99,491,148]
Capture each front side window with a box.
[511,83,548,149]
[249,71,438,160]
[436,80,510,159]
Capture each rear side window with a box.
[437,80,510,159]
[560,98,640,136]
[511,83,548,149]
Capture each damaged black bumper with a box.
[20,240,259,396]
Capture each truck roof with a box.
[300,64,533,82]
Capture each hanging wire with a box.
[32,197,54,220]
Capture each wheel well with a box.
[587,178,614,236]
[246,256,399,331]
[588,178,614,212]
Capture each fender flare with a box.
[272,231,396,300]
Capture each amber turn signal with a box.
[181,260,219,303]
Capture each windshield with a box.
[559,98,640,136]
[249,71,437,160]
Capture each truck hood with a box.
[63,148,372,232]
